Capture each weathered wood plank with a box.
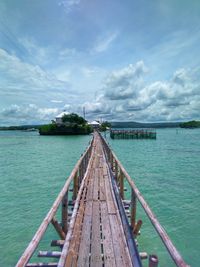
[104,171,116,214]
[99,167,106,201]
[91,201,102,267]
[93,168,99,201]
[77,201,93,266]
[100,202,116,267]
[109,214,125,267]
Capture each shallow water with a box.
[0,129,199,266]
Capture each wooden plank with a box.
[90,201,102,267]
[87,169,94,201]
[58,151,95,267]
[93,168,99,201]
[101,202,116,267]
[109,214,125,267]
[77,201,93,266]
[65,186,87,266]
[104,172,116,214]
[99,167,106,201]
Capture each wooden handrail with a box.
[99,133,189,267]
[16,136,93,267]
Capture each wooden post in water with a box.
[130,188,137,230]
[62,191,68,234]
[149,255,159,267]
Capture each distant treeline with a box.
[179,120,200,128]
[111,121,180,128]
[1,120,200,131]
[0,125,42,131]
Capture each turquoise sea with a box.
[0,129,199,266]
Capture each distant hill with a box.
[0,125,42,131]
[111,121,180,128]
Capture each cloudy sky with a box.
[0,0,200,125]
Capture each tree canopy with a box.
[180,120,200,128]
[62,113,86,125]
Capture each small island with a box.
[180,120,200,129]
[39,113,93,135]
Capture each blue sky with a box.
[0,0,200,125]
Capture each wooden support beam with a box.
[26,263,57,267]
[26,262,58,267]
[133,219,143,236]
[130,189,137,230]
[62,191,68,234]
[51,240,65,247]
[115,162,118,181]
[38,251,61,258]
[51,217,66,240]
[119,169,124,199]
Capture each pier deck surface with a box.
[63,133,133,267]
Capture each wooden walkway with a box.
[16,131,189,267]
[60,132,133,266]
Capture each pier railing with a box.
[16,136,94,267]
[100,133,189,267]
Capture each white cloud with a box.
[103,61,148,100]
[0,48,73,106]
[0,104,59,125]
[93,31,118,53]
[83,63,200,122]
[58,0,81,13]
[51,100,63,103]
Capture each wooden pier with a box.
[110,129,156,139]
[16,132,188,267]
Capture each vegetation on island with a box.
[179,120,200,128]
[100,121,111,131]
[39,113,93,135]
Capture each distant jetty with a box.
[110,129,156,139]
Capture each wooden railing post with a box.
[115,162,118,181]
[62,191,68,234]
[119,169,124,199]
[130,188,137,230]
[73,172,78,200]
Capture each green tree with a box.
[100,121,111,131]
[62,113,86,125]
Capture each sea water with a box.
[0,129,199,266]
